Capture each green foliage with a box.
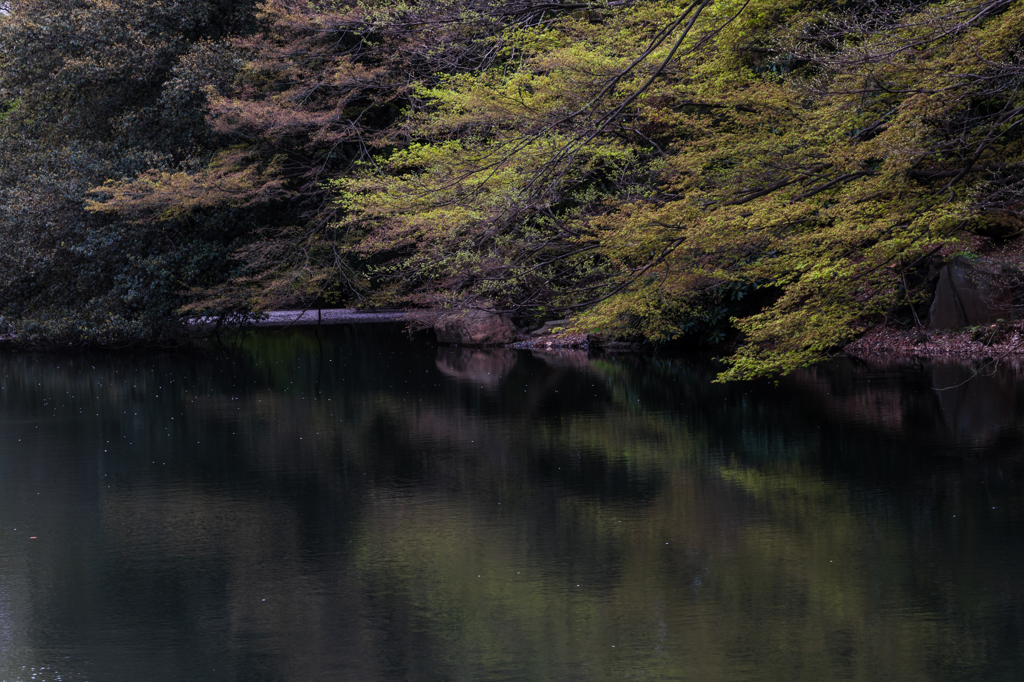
[334,0,1024,379]
[0,0,263,344]
[5,0,1024,378]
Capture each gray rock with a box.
[928,256,1014,329]
[529,319,570,337]
[972,209,1024,241]
[433,309,518,346]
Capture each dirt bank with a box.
[845,323,1024,361]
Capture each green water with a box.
[0,324,1021,681]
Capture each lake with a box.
[0,323,1021,681]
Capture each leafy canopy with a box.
[335,0,1024,378]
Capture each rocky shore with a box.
[9,305,1024,366]
[289,307,1024,362]
[845,323,1024,361]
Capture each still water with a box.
[0,324,1021,681]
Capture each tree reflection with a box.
[0,326,1022,681]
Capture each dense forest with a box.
[1,0,1023,377]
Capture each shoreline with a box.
[7,308,1024,367]
[844,322,1024,361]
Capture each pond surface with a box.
[0,324,1022,682]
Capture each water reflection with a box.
[0,325,1021,682]
[790,356,1024,449]
[435,347,518,386]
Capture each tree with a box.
[0,0,260,344]
[20,0,1024,380]
[334,0,1024,378]
[87,0,649,311]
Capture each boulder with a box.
[928,256,1014,329]
[529,318,570,337]
[433,309,518,346]
[972,208,1024,241]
